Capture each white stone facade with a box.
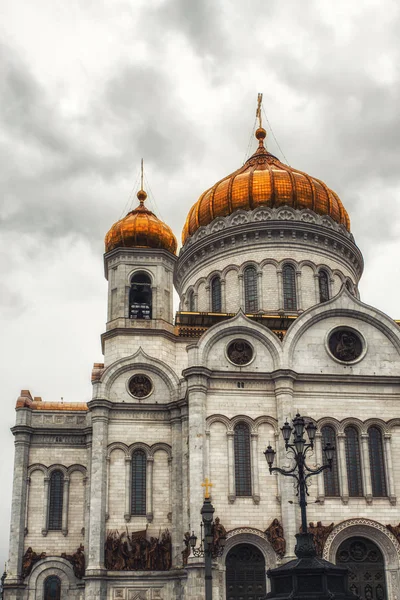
[5,195,400,599]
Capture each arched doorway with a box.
[43,575,61,600]
[226,543,266,600]
[336,537,386,599]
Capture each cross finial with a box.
[256,93,263,128]
[141,158,144,190]
[201,478,213,499]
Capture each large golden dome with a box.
[105,190,177,255]
[182,128,350,243]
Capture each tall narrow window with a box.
[234,423,252,496]
[211,276,222,312]
[368,427,387,497]
[282,264,297,310]
[319,270,330,303]
[48,470,64,530]
[187,290,195,311]
[344,427,363,497]
[244,266,258,313]
[131,450,146,515]
[44,576,61,600]
[129,272,152,319]
[321,426,340,496]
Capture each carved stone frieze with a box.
[31,434,86,446]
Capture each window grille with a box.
[344,427,363,497]
[244,267,258,313]
[211,276,222,312]
[368,427,387,497]
[44,576,61,600]
[321,426,340,496]
[48,470,64,530]
[234,423,252,496]
[129,272,152,319]
[282,265,297,310]
[319,270,330,303]
[131,450,146,515]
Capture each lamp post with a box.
[262,414,356,600]
[264,413,334,554]
[189,480,226,600]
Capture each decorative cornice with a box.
[175,206,363,292]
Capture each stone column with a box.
[181,405,189,535]
[86,400,111,574]
[227,431,235,503]
[124,456,131,522]
[6,422,31,585]
[238,274,244,310]
[62,476,70,536]
[257,271,263,311]
[272,373,297,558]
[313,274,320,304]
[361,433,373,503]
[41,477,50,536]
[337,433,349,503]
[184,368,209,533]
[105,457,110,521]
[251,433,260,503]
[315,432,324,502]
[295,270,302,311]
[171,408,183,566]
[277,270,283,311]
[221,279,226,312]
[384,434,396,505]
[24,477,30,536]
[146,456,154,522]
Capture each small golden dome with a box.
[182,130,350,244]
[105,190,177,255]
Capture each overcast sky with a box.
[1,0,400,569]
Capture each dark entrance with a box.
[226,543,266,600]
[336,537,386,599]
[44,575,61,600]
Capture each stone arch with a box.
[239,261,261,276]
[66,464,87,477]
[298,259,317,274]
[277,258,298,271]
[96,347,180,402]
[127,267,154,285]
[194,276,207,294]
[47,465,68,477]
[128,442,151,457]
[323,519,400,597]
[222,528,277,593]
[149,442,172,459]
[28,463,47,477]
[27,557,81,599]
[222,264,240,278]
[339,418,364,435]
[259,258,279,269]
[206,414,231,433]
[254,416,279,435]
[107,442,129,459]
[316,417,341,433]
[387,418,400,433]
[364,419,389,434]
[230,415,255,433]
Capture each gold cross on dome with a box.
[201,478,213,499]
[256,93,263,128]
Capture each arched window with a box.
[129,272,152,319]
[321,426,340,496]
[344,427,363,497]
[44,575,61,600]
[187,290,195,312]
[318,270,330,303]
[234,423,252,496]
[48,470,64,530]
[211,276,222,312]
[368,427,387,497]
[282,264,297,310]
[131,450,146,515]
[244,266,258,313]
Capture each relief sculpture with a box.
[265,519,286,558]
[61,543,85,578]
[105,529,171,571]
[305,521,335,557]
[22,547,46,578]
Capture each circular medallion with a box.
[227,340,254,366]
[128,374,153,399]
[327,328,364,363]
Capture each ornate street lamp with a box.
[189,480,226,600]
[263,414,356,600]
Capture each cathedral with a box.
[5,115,400,600]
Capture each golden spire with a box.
[137,158,147,205]
[255,93,267,149]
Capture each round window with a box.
[227,340,254,366]
[327,328,364,363]
[128,374,153,398]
